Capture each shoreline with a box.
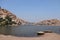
[0,33,60,40]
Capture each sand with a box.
[0,33,60,40]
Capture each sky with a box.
[0,0,60,22]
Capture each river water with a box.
[0,25,60,37]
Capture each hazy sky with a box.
[0,0,60,22]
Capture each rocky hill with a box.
[0,7,28,26]
[35,19,60,26]
[0,7,60,26]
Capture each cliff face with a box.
[0,8,28,26]
[35,19,60,26]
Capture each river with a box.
[0,25,60,37]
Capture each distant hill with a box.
[0,7,28,26]
[0,7,60,26]
[35,19,60,26]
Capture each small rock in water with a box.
[44,30,52,33]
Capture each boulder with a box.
[37,31,45,35]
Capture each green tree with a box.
[0,15,16,26]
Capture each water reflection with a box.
[0,26,11,35]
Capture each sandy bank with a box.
[0,33,60,40]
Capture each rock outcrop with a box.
[0,7,28,26]
[35,19,60,26]
[0,7,60,26]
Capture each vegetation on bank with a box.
[0,15,16,26]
